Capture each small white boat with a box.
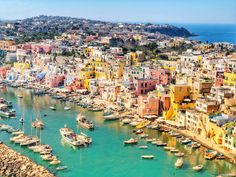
[122,118,131,124]
[146,138,156,143]
[130,121,140,127]
[170,149,179,153]
[175,158,184,168]
[56,166,67,171]
[64,106,71,111]
[124,138,138,145]
[193,164,203,171]
[139,133,149,138]
[164,147,175,151]
[104,114,119,121]
[141,155,154,159]
[50,106,56,111]
[17,95,23,98]
[175,152,185,157]
[139,146,148,149]
[50,159,61,165]
[12,130,24,135]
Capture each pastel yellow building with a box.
[224,72,236,86]
[164,84,195,120]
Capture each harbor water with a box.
[0,86,236,177]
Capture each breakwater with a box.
[0,143,55,177]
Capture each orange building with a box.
[0,40,16,51]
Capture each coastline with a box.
[0,142,55,177]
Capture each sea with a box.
[174,23,236,45]
[1,86,236,177]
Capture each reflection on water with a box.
[0,86,236,177]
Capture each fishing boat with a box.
[175,158,184,168]
[156,141,167,146]
[175,152,185,157]
[141,155,154,159]
[139,146,148,149]
[64,106,71,111]
[56,166,67,171]
[32,119,44,129]
[50,106,56,111]
[204,150,218,160]
[60,126,85,146]
[130,121,140,127]
[103,114,119,121]
[89,107,103,112]
[192,164,203,171]
[77,114,94,130]
[136,120,151,129]
[123,138,138,145]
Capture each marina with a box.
[1,86,236,177]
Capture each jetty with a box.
[0,143,55,177]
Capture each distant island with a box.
[0,15,195,44]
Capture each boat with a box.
[130,121,140,127]
[192,164,203,171]
[104,114,119,121]
[50,106,56,111]
[78,132,92,144]
[175,152,185,157]
[136,120,151,129]
[77,114,94,130]
[32,119,44,129]
[175,158,184,168]
[156,142,167,146]
[89,107,103,112]
[17,94,23,98]
[60,126,85,146]
[139,146,148,149]
[50,159,61,165]
[124,138,138,145]
[204,150,218,160]
[122,118,131,124]
[103,109,114,116]
[56,166,67,171]
[139,133,149,138]
[192,143,201,149]
[141,155,154,159]
[12,130,24,135]
[146,138,156,143]
[0,104,16,118]
[216,153,225,160]
[164,147,175,151]
[64,106,71,111]
[170,149,179,153]
[133,129,144,135]
[181,139,192,144]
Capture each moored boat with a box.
[124,138,138,145]
[103,114,119,121]
[32,119,44,129]
[204,150,218,160]
[175,158,184,168]
[77,113,94,130]
[141,155,154,159]
[136,120,151,129]
[60,126,85,146]
[193,164,203,171]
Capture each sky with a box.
[0,0,235,24]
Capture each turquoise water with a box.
[0,86,236,177]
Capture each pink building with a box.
[134,79,158,95]
[46,75,65,87]
[149,69,172,85]
[138,95,159,117]
[19,44,54,54]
